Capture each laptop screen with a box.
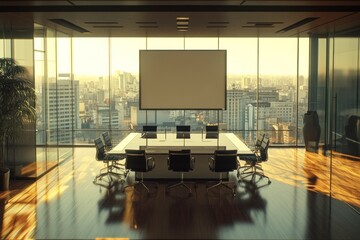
[176,125,191,139]
[206,125,219,139]
[142,125,157,139]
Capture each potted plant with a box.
[0,58,36,191]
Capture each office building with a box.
[0,1,360,239]
[44,78,80,144]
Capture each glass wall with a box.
[258,38,297,145]
[333,37,359,154]
[67,38,309,145]
[72,38,110,144]
[109,38,146,143]
[312,35,360,156]
[309,31,360,213]
[34,24,47,175]
[0,38,11,58]
[1,21,36,177]
[34,24,74,176]
[36,36,309,147]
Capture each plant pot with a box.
[0,167,10,191]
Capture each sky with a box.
[62,37,309,77]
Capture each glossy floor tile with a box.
[0,147,359,239]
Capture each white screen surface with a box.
[140,50,226,110]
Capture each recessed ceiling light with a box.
[136,21,157,25]
[176,17,189,21]
[85,21,118,24]
[92,26,123,28]
[177,21,189,25]
[206,26,227,28]
[208,22,229,25]
[139,26,158,28]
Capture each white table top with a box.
[109,132,253,155]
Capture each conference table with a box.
[108,132,253,180]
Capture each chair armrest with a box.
[190,156,195,170]
[208,156,215,170]
[167,157,171,170]
[146,156,155,170]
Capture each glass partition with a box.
[258,38,298,146]
[35,35,310,146]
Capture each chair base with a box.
[93,161,127,186]
[207,180,236,196]
[207,173,236,196]
[238,163,271,185]
[242,171,271,184]
[123,172,157,194]
[166,172,194,194]
[166,180,194,194]
[124,181,150,192]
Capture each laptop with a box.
[141,125,157,139]
[176,125,191,139]
[205,125,219,139]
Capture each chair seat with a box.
[240,154,257,162]
[105,154,124,161]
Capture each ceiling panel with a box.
[0,1,360,37]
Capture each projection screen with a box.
[140,50,226,110]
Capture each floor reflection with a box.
[1,147,360,239]
[97,181,126,224]
[266,148,360,208]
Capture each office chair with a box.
[207,149,238,196]
[101,131,128,173]
[205,125,219,139]
[93,138,127,184]
[238,137,271,184]
[124,149,156,193]
[237,133,265,176]
[166,149,195,194]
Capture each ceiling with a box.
[1,1,360,38]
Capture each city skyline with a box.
[68,37,309,76]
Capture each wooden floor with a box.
[1,147,360,239]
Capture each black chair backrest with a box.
[125,149,147,172]
[168,149,192,172]
[255,133,265,148]
[102,131,112,148]
[94,138,106,160]
[259,137,270,161]
[213,149,238,172]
